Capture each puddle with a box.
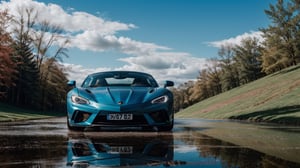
[0,118,299,167]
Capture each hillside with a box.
[176,65,300,125]
[0,103,65,122]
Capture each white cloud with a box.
[0,0,135,34]
[1,0,210,85]
[207,31,264,48]
[175,145,198,154]
[62,52,208,86]
[70,31,170,55]
[1,0,172,56]
[0,0,137,49]
[118,52,208,83]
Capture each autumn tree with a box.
[171,87,185,112]
[31,20,69,111]
[261,0,300,74]
[178,81,195,109]
[32,20,69,73]
[0,10,16,99]
[173,0,300,111]
[205,59,222,96]
[189,60,222,104]
[218,45,240,91]
[188,78,203,104]
[191,69,210,102]
[233,37,264,84]
[39,58,68,111]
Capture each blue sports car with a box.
[67,71,174,131]
[66,134,174,167]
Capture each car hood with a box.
[79,87,157,105]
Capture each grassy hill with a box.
[176,65,300,125]
[0,103,65,122]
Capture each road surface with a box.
[0,117,299,167]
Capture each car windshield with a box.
[81,72,158,88]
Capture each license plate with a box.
[108,146,133,154]
[107,113,133,120]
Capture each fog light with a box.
[149,110,168,123]
[74,111,91,123]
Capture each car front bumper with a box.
[67,101,173,128]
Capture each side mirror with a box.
[164,80,174,88]
[67,80,76,87]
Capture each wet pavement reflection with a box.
[0,117,299,167]
[67,132,176,167]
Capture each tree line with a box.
[172,0,300,112]
[0,7,69,112]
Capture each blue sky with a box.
[1,0,277,85]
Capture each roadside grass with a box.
[0,102,65,122]
[176,65,300,125]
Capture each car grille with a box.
[93,112,148,126]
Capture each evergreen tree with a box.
[9,37,39,107]
[7,7,39,107]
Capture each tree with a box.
[10,10,39,106]
[205,59,222,96]
[0,10,16,98]
[7,6,69,112]
[32,20,69,111]
[218,45,240,91]
[39,58,68,111]
[8,8,39,107]
[32,20,69,72]
[175,81,195,109]
[11,42,39,106]
[261,0,300,74]
[188,77,203,104]
[233,37,264,84]
[171,87,185,112]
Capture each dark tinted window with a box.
[82,72,159,88]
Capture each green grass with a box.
[176,65,300,125]
[0,103,65,122]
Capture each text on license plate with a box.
[108,146,133,154]
[107,113,133,120]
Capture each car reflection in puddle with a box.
[66,132,184,167]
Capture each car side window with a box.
[81,76,92,88]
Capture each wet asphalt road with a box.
[0,117,300,168]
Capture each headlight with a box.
[151,95,168,104]
[71,95,90,104]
